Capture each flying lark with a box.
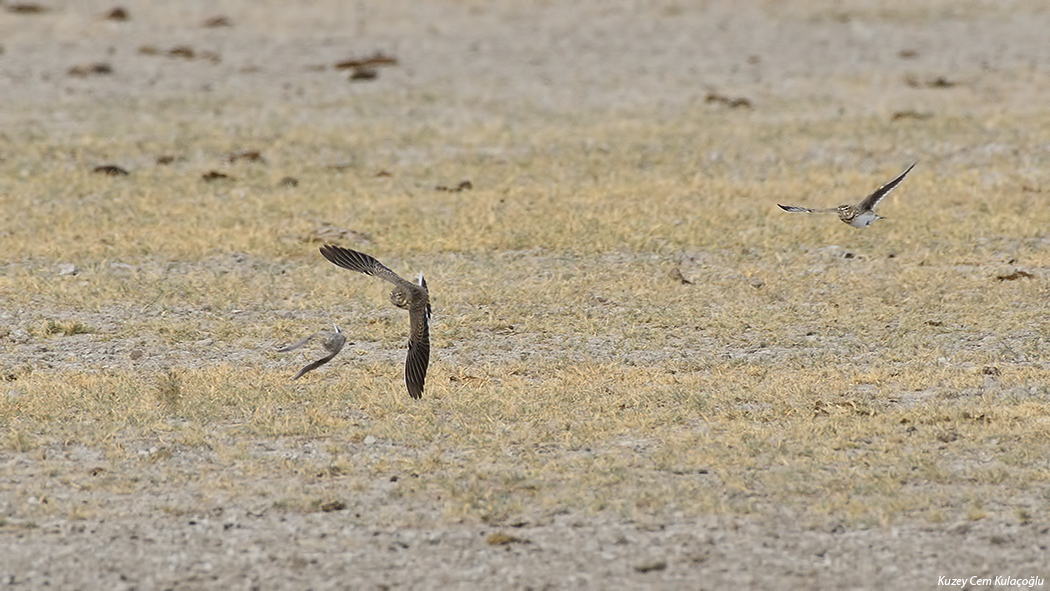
[319,245,431,399]
[278,324,347,380]
[778,162,916,228]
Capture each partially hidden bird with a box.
[278,324,347,380]
[319,245,431,399]
[778,162,916,228]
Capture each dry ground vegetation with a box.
[1,0,1050,589]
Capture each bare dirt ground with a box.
[2,1,1050,589]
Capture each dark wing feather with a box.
[405,304,430,399]
[319,245,406,286]
[781,204,827,214]
[778,204,815,213]
[292,349,341,380]
[857,162,916,212]
[403,296,432,403]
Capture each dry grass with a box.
[2,100,1049,533]
[1,1,1049,546]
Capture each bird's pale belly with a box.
[850,211,881,227]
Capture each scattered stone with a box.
[350,67,378,81]
[905,75,957,88]
[996,270,1033,281]
[891,110,933,121]
[140,45,220,63]
[202,15,232,28]
[202,170,232,182]
[318,500,346,512]
[335,52,399,69]
[634,560,667,573]
[168,46,196,59]
[223,149,264,164]
[705,92,752,109]
[1003,266,1033,281]
[7,4,49,14]
[486,532,528,545]
[93,164,128,176]
[68,62,113,77]
[103,7,128,21]
[435,180,473,192]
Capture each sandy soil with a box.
[2,1,1050,589]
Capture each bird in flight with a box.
[278,324,347,380]
[319,245,431,399]
[778,162,916,228]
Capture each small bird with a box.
[319,245,431,399]
[278,324,347,380]
[778,162,916,228]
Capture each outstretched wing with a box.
[320,245,407,286]
[278,333,316,352]
[292,348,342,380]
[281,328,346,380]
[857,162,916,212]
[777,204,816,213]
[405,298,431,399]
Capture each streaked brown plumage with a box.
[778,162,916,228]
[319,245,430,399]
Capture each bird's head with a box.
[389,286,410,309]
